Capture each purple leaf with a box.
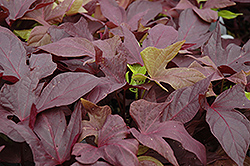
[0,0,37,25]
[24,0,76,26]
[142,24,178,49]
[203,24,250,72]
[93,35,122,58]
[0,107,25,142]
[99,0,126,26]
[178,8,212,49]
[162,75,212,123]
[130,99,207,165]
[205,84,250,166]
[122,25,144,66]
[29,53,57,80]
[47,25,71,42]
[39,37,95,58]
[73,115,139,166]
[0,26,29,82]
[0,74,38,124]
[126,0,162,26]
[0,53,56,124]
[60,17,93,40]
[33,106,81,164]
[35,72,100,112]
[203,0,236,9]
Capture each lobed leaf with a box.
[79,99,111,142]
[130,99,206,165]
[141,40,205,90]
[205,84,250,166]
[73,115,139,166]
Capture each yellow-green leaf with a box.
[138,156,164,166]
[218,10,243,19]
[14,29,32,41]
[141,40,185,78]
[140,40,206,90]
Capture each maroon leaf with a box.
[60,17,93,40]
[72,115,139,165]
[0,74,38,125]
[162,75,213,123]
[0,53,56,124]
[0,26,29,82]
[0,0,36,25]
[203,24,250,72]
[205,84,250,166]
[126,0,162,26]
[47,25,71,42]
[0,107,25,142]
[130,99,207,165]
[93,35,122,58]
[39,37,95,58]
[85,50,127,103]
[24,0,75,26]
[122,25,144,66]
[99,0,126,26]
[178,8,212,49]
[29,53,57,80]
[203,0,235,9]
[33,107,81,165]
[34,72,100,112]
[142,24,178,49]
[173,0,218,23]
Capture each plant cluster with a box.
[0,0,250,165]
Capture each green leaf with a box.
[14,29,32,41]
[138,156,164,166]
[218,10,243,19]
[245,92,250,100]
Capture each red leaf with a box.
[99,0,126,26]
[130,99,206,165]
[33,107,81,164]
[0,107,25,142]
[0,26,29,82]
[203,23,250,72]
[73,115,139,166]
[24,0,75,26]
[0,0,36,25]
[143,24,178,49]
[39,37,96,58]
[0,53,56,124]
[178,8,212,49]
[60,17,93,41]
[127,0,162,25]
[205,84,250,166]
[35,72,100,112]
[162,75,213,123]
[122,25,144,66]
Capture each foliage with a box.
[0,0,250,165]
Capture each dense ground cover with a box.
[0,0,250,165]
